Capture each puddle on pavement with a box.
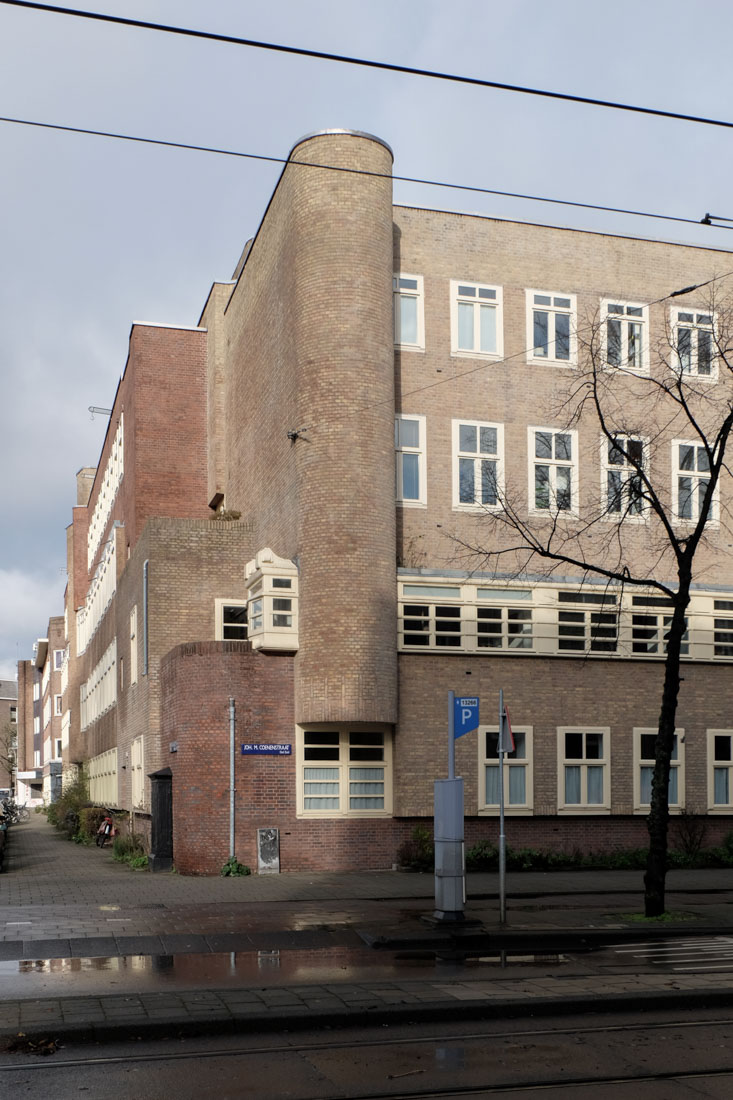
[0,948,564,999]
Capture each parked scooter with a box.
[96,812,117,847]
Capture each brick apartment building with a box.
[20,128,733,873]
[15,620,65,806]
[0,678,18,795]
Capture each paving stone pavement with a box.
[3,813,733,1043]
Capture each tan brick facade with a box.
[28,128,733,872]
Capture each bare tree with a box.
[454,282,733,916]
[0,720,17,788]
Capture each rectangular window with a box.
[402,597,462,647]
[298,729,391,817]
[674,310,714,377]
[603,435,645,518]
[54,649,64,670]
[451,281,503,358]
[713,600,733,658]
[631,596,688,656]
[530,428,577,513]
[399,585,532,653]
[708,730,733,809]
[395,414,426,506]
[393,274,424,350]
[527,290,576,364]
[557,591,618,653]
[55,739,62,759]
[219,602,248,640]
[130,606,138,685]
[673,442,714,523]
[558,728,609,810]
[480,726,533,813]
[634,728,683,812]
[53,694,63,717]
[452,420,503,509]
[603,300,649,372]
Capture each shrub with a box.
[673,811,708,860]
[112,833,147,866]
[465,839,499,871]
[46,774,91,836]
[396,826,434,871]
[78,806,107,839]
[220,856,251,877]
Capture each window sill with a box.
[450,350,502,361]
[478,808,534,816]
[452,503,503,514]
[556,806,611,815]
[297,811,393,820]
[526,357,576,368]
[527,508,579,520]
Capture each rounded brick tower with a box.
[286,130,397,725]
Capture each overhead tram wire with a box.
[1,113,732,234]
[4,0,733,134]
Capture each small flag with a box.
[498,702,515,754]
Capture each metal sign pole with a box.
[499,688,507,926]
[448,689,455,780]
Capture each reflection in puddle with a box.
[0,947,566,1001]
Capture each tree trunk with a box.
[644,584,690,917]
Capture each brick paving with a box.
[2,813,733,1043]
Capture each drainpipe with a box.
[229,698,236,859]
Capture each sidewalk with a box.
[2,814,733,1045]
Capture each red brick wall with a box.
[162,641,411,873]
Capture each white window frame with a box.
[399,584,534,653]
[53,649,64,670]
[601,435,647,521]
[215,598,248,641]
[53,694,63,717]
[557,590,619,654]
[601,299,649,374]
[672,308,716,379]
[630,595,688,658]
[557,727,610,812]
[526,290,577,365]
[672,440,717,525]
[528,427,579,515]
[478,725,534,814]
[130,605,138,685]
[131,735,145,809]
[395,414,427,507]
[296,727,392,818]
[633,727,685,813]
[708,729,733,811]
[450,280,503,359]
[713,600,733,659]
[393,273,424,351]
[452,420,504,511]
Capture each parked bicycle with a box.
[1,800,31,824]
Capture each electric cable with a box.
[3,0,733,133]
[1,113,731,233]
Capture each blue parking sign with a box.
[454,696,479,738]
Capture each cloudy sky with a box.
[1,0,733,678]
